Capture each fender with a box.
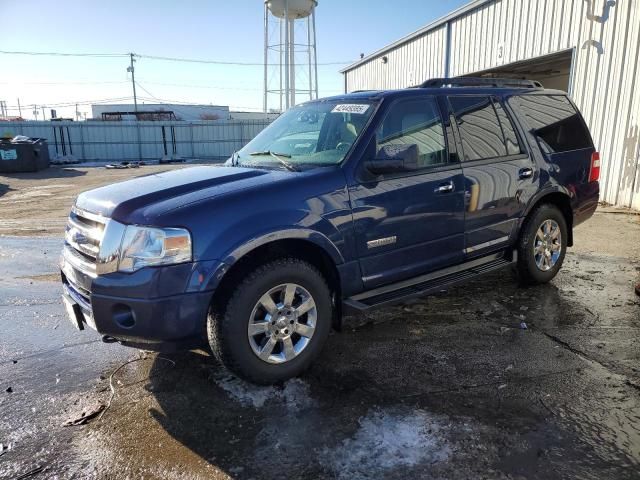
[521,185,572,219]
[220,227,345,267]
[197,219,346,293]
[518,185,575,246]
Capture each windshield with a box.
[233,100,376,170]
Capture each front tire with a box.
[207,258,332,384]
[517,204,568,285]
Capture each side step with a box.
[344,250,517,312]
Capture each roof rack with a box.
[418,77,543,89]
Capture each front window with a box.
[234,100,376,170]
[376,96,448,170]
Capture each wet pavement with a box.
[0,212,639,480]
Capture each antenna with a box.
[263,0,318,113]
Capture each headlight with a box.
[118,225,192,272]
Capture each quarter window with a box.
[376,97,448,170]
[493,101,523,155]
[511,95,592,154]
[449,96,511,161]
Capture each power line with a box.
[0,80,128,86]
[135,84,227,112]
[141,80,264,91]
[0,50,353,66]
[0,50,127,58]
[138,79,343,93]
[135,84,266,112]
[3,97,134,109]
[134,52,352,66]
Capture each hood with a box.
[75,166,284,222]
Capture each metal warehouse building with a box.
[341,0,640,209]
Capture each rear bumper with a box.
[573,181,599,227]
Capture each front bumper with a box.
[91,290,211,349]
[61,257,226,351]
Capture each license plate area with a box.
[62,294,85,331]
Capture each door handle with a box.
[434,181,454,194]
[519,167,534,179]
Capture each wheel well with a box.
[527,192,574,246]
[211,239,343,330]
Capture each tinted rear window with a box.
[449,95,524,161]
[511,95,592,154]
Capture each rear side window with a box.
[448,96,522,161]
[493,101,522,155]
[511,95,592,154]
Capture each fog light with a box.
[112,304,135,329]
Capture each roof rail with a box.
[418,77,543,89]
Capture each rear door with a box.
[447,95,536,257]
[349,95,465,289]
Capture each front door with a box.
[447,95,536,257]
[349,95,465,289]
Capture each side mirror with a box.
[365,144,419,175]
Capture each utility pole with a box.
[41,106,46,121]
[33,105,39,121]
[75,103,80,121]
[17,98,22,118]
[128,53,138,115]
[127,53,142,161]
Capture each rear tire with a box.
[207,258,332,385]
[517,204,568,285]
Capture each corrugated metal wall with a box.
[1,120,273,163]
[344,0,640,209]
[345,25,448,91]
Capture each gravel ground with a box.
[0,164,192,236]
[0,166,638,479]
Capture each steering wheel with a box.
[336,141,352,152]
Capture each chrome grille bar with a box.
[66,216,103,243]
[64,227,100,258]
[71,205,108,225]
[62,244,97,278]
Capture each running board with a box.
[344,250,517,312]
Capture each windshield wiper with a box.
[249,150,299,172]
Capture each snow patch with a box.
[214,374,315,410]
[327,408,450,479]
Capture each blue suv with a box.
[61,78,600,384]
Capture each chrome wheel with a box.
[247,283,317,364]
[534,219,562,271]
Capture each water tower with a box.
[263,0,318,112]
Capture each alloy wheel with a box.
[247,283,317,364]
[533,219,562,271]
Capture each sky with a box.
[0,0,468,120]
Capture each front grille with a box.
[61,207,108,326]
[64,208,105,266]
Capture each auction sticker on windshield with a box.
[331,104,370,114]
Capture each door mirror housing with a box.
[365,144,419,175]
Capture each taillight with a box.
[589,151,600,182]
